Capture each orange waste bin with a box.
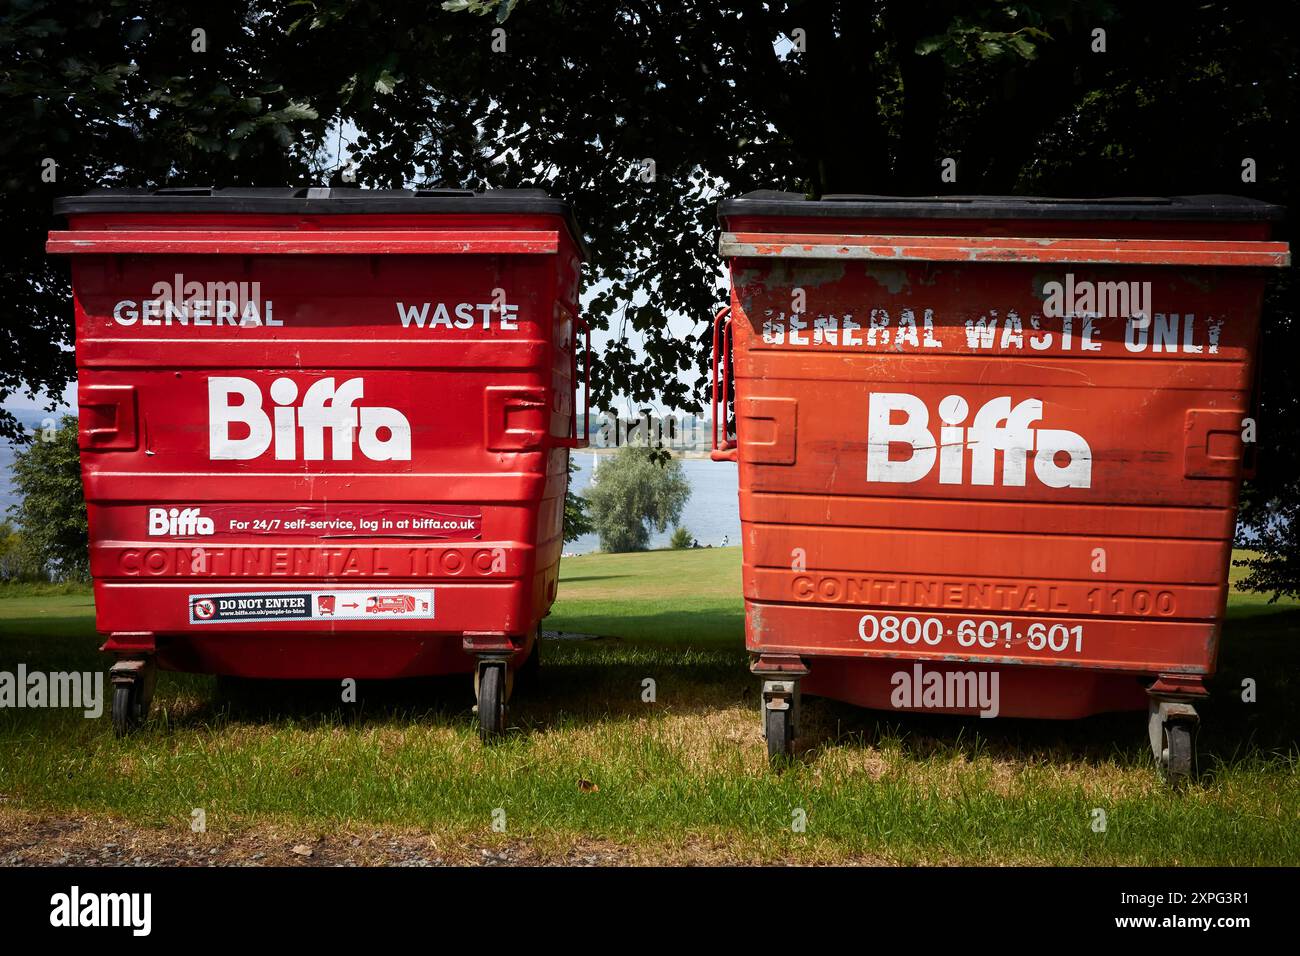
[713,192,1288,775]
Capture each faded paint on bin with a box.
[717,193,1287,719]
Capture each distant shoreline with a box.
[579,447,717,459]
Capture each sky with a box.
[3,383,76,424]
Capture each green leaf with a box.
[274,101,320,121]
[90,71,122,92]
[1007,36,1037,59]
[914,35,946,56]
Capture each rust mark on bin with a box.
[721,232,1291,267]
[716,193,1287,722]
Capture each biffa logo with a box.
[867,392,1092,488]
[209,377,411,462]
[148,507,214,536]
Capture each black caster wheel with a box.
[477,663,507,743]
[109,660,156,737]
[765,704,792,762]
[111,678,151,737]
[1159,720,1195,782]
[761,677,799,764]
[1149,697,1197,785]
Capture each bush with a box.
[0,520,46,582]
[563,457,594,543]
[7,415,88,582]
[582,446,690,553]
[1236,496,1300,600]
[669,526,693,550]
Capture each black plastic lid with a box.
[54,186,588,258]
[719,190,1284,223]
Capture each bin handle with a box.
[557,314,590,449]
[1242,322,1264,480]
[711,305,737,462]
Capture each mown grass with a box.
[0,548,1296,864]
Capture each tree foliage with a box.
[7,415,88,580]
[0,519,45,582]
[563,457,594,543]
[3,1,1297,591]
[582,447,690,553]
[2,0,333,442]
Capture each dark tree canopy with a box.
[2,0,1296,590]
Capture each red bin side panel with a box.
[719,195,1286,717]
[53,194,584,679]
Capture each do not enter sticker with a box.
[187,589,434,624]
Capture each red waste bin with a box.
[47,187,588,739]
[713,192,1288,775]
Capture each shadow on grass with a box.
[3,600,1295,779]
[556,574,632,584]
[136,640,751,735]
[542,610,744,648]
[791,607,1300,776]
[206,673,475,725]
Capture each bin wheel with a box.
[111,681,146,737]
[109,661,155,737]
[477,663,507,743]
[765,706,792,762]
[1160,720,1194,782]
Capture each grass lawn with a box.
[0,548,1296,865]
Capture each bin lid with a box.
[53,186,588,258]
[719,191,1284,223]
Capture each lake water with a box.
[0,442,740,554]
[566,454,739,554]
